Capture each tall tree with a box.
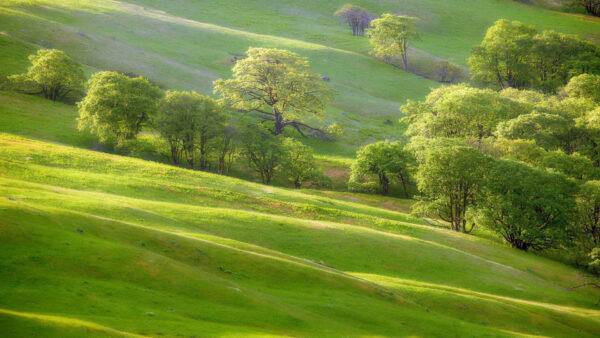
[350,141,414,196]
[414,145,490,232]
[155,91,225,169]
[367,13,419,70]
[8,49,85,102]
[78,71,162,146]
[475,159,576,251]
[280,138,318,188]
[334,4,375,36]
[469,20,537,89]
[214,48,334,137]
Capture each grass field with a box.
[2,0,600,336]
[2,132,600,337]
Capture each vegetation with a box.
[334,4,375,36]
[8,49,84,102]
[469,19,600,92]
[367,13,420,70]
[214,48,334,137]
[77,71,162,147]
[2,0,600,335]
[350,141,413,197]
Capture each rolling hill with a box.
[2,0,600,336]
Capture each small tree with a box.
[334,4,375,36]
[78,71,162,146]
[475,159,576,251]
[414,146,490,232]
[155,91,225,169]
[280,138,318,188]
[214,48,334,136]
[367,13,419,71]
[351,141,414,197]
[241,125,284,184]
[8,49,85,102]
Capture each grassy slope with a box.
[2,130,600,336]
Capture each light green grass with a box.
[2,132,600,336]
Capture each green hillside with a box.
[2,129,600,336]
[2,0,600,336]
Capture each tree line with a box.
[7,47,337,189]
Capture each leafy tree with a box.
[530,30,600,93]
[350,141,414,196]
[405,85,521,145]
[565,74,600,104]
[414,146,491,232]
[469,20,537,89]
[155,91,225,169]
[469,20,600,92]
[493,138,546,165]
[367,13,419,70]
[495,113,571,151]
[576,181,600,249]
[214,48,334,136]
[280,138,318,188]
[78,71,162,146]
[575,107,600,167]
[475,159,576,251]
[8,49,85,102]
[240,124,284,184]
[334,4,375,36]
[542,150,596,180]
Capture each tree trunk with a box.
[294,177,301,189]
[273,108,285,135]
[380,173,389,196]
[401,53,408,71]
[399,175,409,198]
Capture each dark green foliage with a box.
[475,159,576,251]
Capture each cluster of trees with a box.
[469,19,600,93]
[8,47,336,189]
[574,0,600,16]
[334,4,376,36]
[372,74,600,273]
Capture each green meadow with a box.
[2,0,600,336]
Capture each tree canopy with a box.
[474,159,576,251]
[350,141,414,196]
[155,91,225,169]
[367,13,419,71]
[414,145,491,232]
[77,71,162,146]
[280,138,318,188]
[469,20,600,93]
[214,48,334,137]
[8,49,85,102]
